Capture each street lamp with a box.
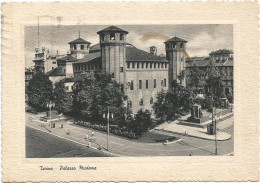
[47,101,55,124]
[103,107,113,151]
[211,97,217,155]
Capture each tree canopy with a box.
[27,72,53,111]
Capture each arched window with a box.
[120,34,124,40]
[150,97,154,104]
[101,34,105,41]
[139,99,143,106]
[110,33,115,40]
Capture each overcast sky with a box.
[25,24,233,68]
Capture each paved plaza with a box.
[26,112,234,157]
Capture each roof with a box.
[68,38,91,44]
[60,77,76,83]
[164,36,187,43]
[89,43,101,53]
[75,44,168,64]
[126,46,168,62]
[210,49,233,55]
[57,54,77,62]
[45,68,66,76]
[75,52,101,64]
[97,26,128,34]
[186,57,233,68]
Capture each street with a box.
[26,112,233,157]
[26,126,112,158]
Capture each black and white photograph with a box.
[25,23,234,157]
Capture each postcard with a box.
[2,2,259,182]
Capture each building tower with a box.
[68,33,91,59]
[150,46,157,55]
[164,36,187,90]
[97,26,129,90]
[33,47,46,73]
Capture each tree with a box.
[27,72,53,111]
[153,80,194,121]
[187,65,205,94]
[129,109,152,136]
[72,71,126,124]
[53,80,73,114]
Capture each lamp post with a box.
[211,97,217,155]
[103,107,113,151]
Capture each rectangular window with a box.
[132,63,135,69]
[127,62,130,69]
[139,80,142,89]
[130,80,134,90]
[164,79,167,87]
[81,45,84,50]
[121,84,124,93]
[146,63,148,69]
[162,63,164,68]
[146,80,149,89]
[158,63,160,68]
[165,63,167,68]
[88,64,90,70]
[81,65,83,70]
[154,79,156,88]
[142,63,144,69]
[154,63,156,68]
[85,65,87,70]
[137,63,140,69]
[120,67,123,72]
[110,33,115,40]
[161,80,164,87]
[73,45,77,50]
[150,63,152,69]
[52,61,56,64]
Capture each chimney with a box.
[150,46,157,55]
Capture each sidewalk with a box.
[154,120,231,141]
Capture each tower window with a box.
[146,80,149,89]
[162,63,164,68]
[154,63,156,68]
[139,80,142,89]
[165,63,167,68]
[101,34,105,41]
[150,97,154,104]
[158,63,160,68]
[137,63,140,69]
[120,34,124,40]
[146,63,148,69]
[141,63,144,69]
[132,63,135,69]
[127,62,130,69]
[110,33,115,40]
[120,67,123,72]
[154,79,156,88]
[73,45,77,50]
[81,45,84,50]
[161,80,164,87]
[164,79,167,87]
[150,63,152,69]
[180,43,184,48]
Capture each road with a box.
[26,112,233,157]
[26,126,112,158]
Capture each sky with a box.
[25,24,233,68]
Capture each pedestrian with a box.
[91,130,94,137]
[85,134,89,141]
[66,129,70,135]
